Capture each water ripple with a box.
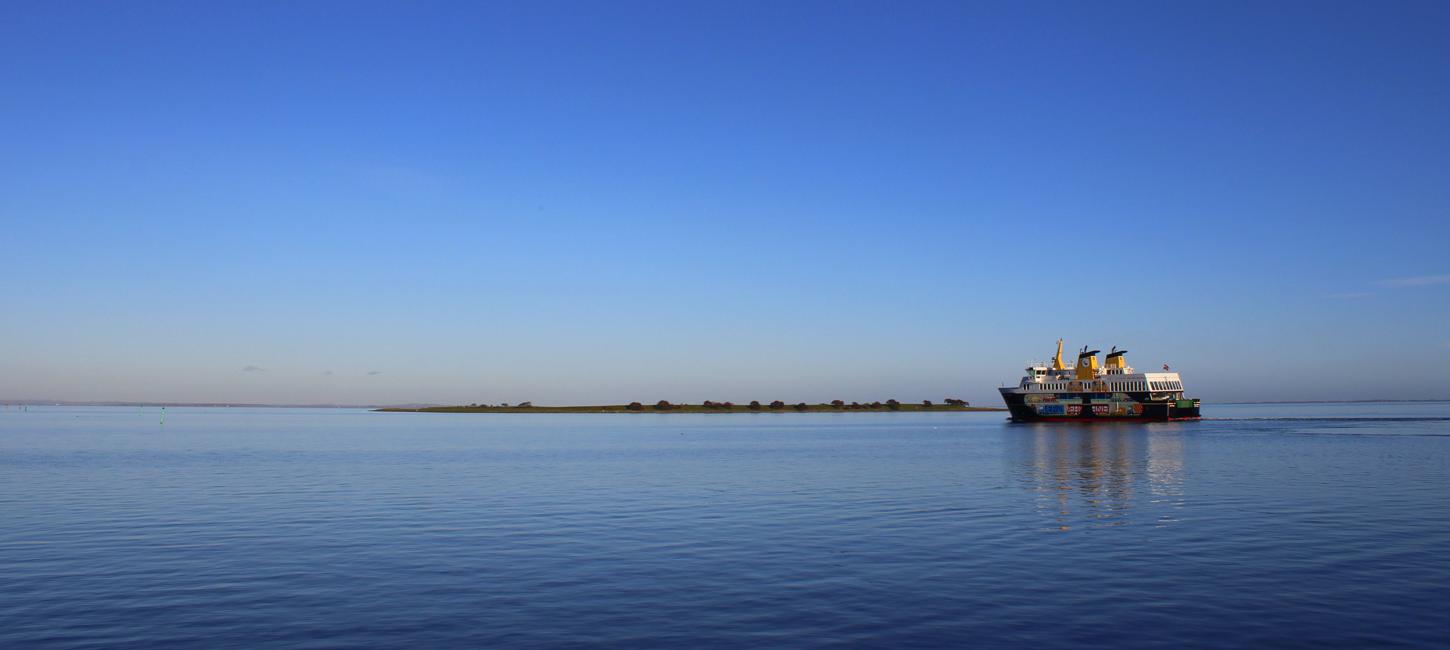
[1,404,1448,648]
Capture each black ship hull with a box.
[999,389,1200,423]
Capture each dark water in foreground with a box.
[2,403,1448,648]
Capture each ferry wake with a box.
[999,340,1201,422]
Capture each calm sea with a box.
[2,403,1448,648]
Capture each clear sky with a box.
[3,1,1448,406]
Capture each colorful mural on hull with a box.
[1033,399,1146,418]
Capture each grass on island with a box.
[378,400,1005,414]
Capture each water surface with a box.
[2,403,1448,647]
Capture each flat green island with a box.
[378,401,1005,414]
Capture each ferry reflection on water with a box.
[1006,424,1187,531]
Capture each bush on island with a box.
[769,400,785,410]
[721,402,734,409]
[749,400,762,411]
[830,400,845,409]
[886,399,900,411]
[655,400,673,411]
[922,400,933,408]
[794,402,808,411]
[626,402,644,411]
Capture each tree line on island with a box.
[396,398,978,413]
[627,398,970,411]
[458,397,968,409]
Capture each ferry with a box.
[999,340,1201,422]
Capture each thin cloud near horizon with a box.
[242,365,265,373]
[1380,274,1450,288]
[1327,274,1450,298]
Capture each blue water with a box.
[2,403,1448,648]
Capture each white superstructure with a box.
[1013,342,1187,401]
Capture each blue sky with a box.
[2,1,1448,405]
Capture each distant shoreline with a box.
[0,400,1002,412]
[1213,399,1450,405]
[0,400,379,409]
[377,403,1006,414]
[5,399,1446,410]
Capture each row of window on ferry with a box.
[1035,380,1183,392]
